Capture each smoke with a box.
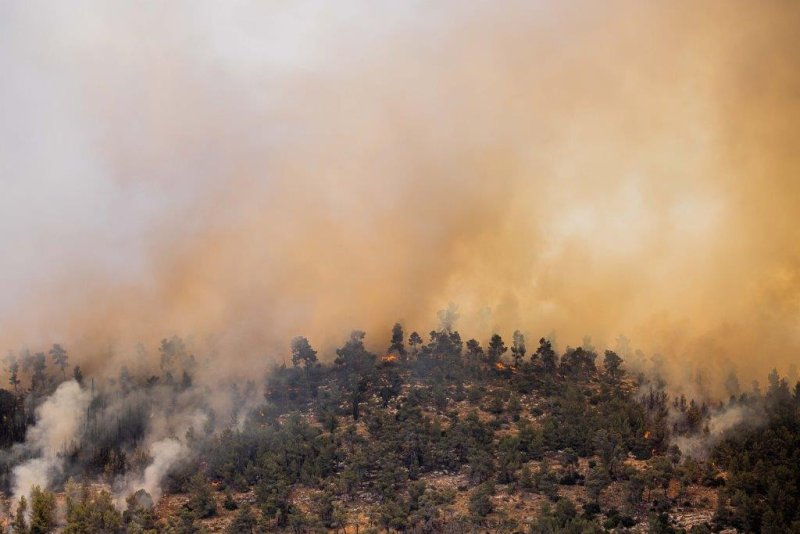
[673,403,763,460]
[12,381,90,501]
[117,438,188,506]
[93,385,212,506]
[1,1,800,391]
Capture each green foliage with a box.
[12,495,28,534]
[468,482,494,519]
[63,481,123,534]
[29,486,56,534]
[48,344,68,378]
[585,464,611,504]
[603,350,624,381]
[290,336,318,371]
[486,334,507,367]
[712,376,800,532]
[4,329,800,533]
[226,505,258,534]
[164,508,198,534]
[529,499,603,534]
[186,473,217,519]
[123,489,157,534]
[222,489,238,511]
[388,323,407,359]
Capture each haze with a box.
[1,0,799,392]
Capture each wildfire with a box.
[644,431,651,440]
[494,362,507,371]
[381,354,398,363]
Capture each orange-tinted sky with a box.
[1,1,799,392]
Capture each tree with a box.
[520,465,534,491]
[334,331,374,372]
[507,393,521,421]
[64,484,123,534]
[180,370,192,391]
[286,508,311,533]
[7,355,20,394]
[377,498,407,531]
[408,480,426,511]
[536,337,557,373]
[535,459,559,501]
[334,331,375,421]
[388,323,407,360]
[13,495,29,534]
[625,471,646,508]
[468,483,494,519]
[603,350,624,381]
[511,330,526,367]
[123,489,157,533]
[165,507,197,534]
[594,429,621,476]
[227,505,258,534]
[186,473,217,519]
[290,336,318,372]
[159,337,177,372]
[560,347,597,379]
[486,334,507,368]
[28,353,48,394]
[437,303,459,332]
[464,339,484,372]
[64,479,88,533]
[29,485,56,534]
[408,331,423,360]
[49,344,68,380]
[257,473,292,525]
[648,512,676,534]
[311,488,338,528]
[72,366,84,387]
[586,464,611,504]
[223,489,238,511]
[724,371,741,397]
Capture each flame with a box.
[381,354,398,363]
[644,431,651,440]
[494,362,507,371]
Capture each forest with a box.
[4,0,800,532]
[0,324,797,533]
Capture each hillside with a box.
[2,328,798,533]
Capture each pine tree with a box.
[8,359,20,394]
[388,323,407,360]
[12,496,29,534]
[49,344,68,380]
[486,334,507,367]
[290,336,318,382]
[29,485,56,534]
[408,331,423,359]
[227,505,258,534]
[511,330,526,367]
[536,338,557,373]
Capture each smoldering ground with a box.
[0,367,249,507]
[2,0,800,395]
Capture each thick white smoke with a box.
[673,404,762,460]
[117,438,187,507]
[12,381,90,501]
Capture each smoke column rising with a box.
[1,1,800,392]
[11,381,90,501]
[117,438,187,506]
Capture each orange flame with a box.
[644,431,651,440]
[381,354,398,363]
[494,362,507,371]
